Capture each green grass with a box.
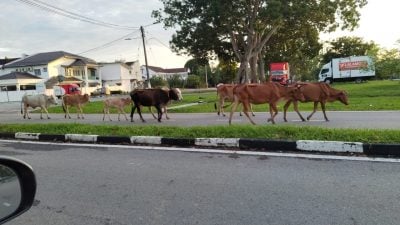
[1,123,400,144]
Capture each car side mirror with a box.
[0,157,36,225]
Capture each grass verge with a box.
[1,123,400,144]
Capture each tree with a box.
[150,76,167,87]
[184,58,208,75]
[153,0,367,83]
[375,49,400,79]
[321,36,379,63]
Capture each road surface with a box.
[2,140,400,225]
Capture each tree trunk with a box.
[236,61,248,83]
[249,55,258,83]
[258,51,266,82]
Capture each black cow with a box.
[130,88,182,122]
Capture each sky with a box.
[1,0,399,69]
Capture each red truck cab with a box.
[269,62,290,85]
[54,84,81,98]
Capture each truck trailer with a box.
[318,56,375,83]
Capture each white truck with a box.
[318,56,375,83]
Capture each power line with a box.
[79,30,141,55]
[14,0,139,30]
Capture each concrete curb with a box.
[1,132,399,157]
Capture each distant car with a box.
[90,88,104,97]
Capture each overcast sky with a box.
[1,0,399,69]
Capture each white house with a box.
[0,72,44,102]
[141,65,189,80]
[98,60,143,93]
[0,51,100,98]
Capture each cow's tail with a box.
[222,102,233,108]
[61,96,66,113]
[20,101,23,115]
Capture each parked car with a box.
[90,87,104,97]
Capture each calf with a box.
[62,94,90,119]
[215,83,255,117]
[102,97,132,121]
[21,94,58,119]
[283,82,349,122]
[229,82,305,125]
[130,88,182,122]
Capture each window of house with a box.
[20,85,36,90]
[43,67,47,73]
[2,85,17,91]
[34,69,41,76]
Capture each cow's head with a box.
[83,93,90,103]
[287,84,306,102]
[170,88,183,101]
[336,91,349,105]
[122,97,132,105]
[47,95,58,105]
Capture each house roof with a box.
[145,65,188,74]
[0,72,42,80]
[0,58,19,66]
[2,51,97,68]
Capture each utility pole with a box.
[140,26,151,88]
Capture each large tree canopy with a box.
[153,0,367,83]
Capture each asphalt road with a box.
[2,101,400,129]
[2,140,400,225]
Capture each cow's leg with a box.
[283,100,291,122]
[250,104,255,117]
[155,105,163,122]
[149,106,157,119]
[220,99,226,116]
[267,103,278,124]
[292,101,306,122]
[65,105,71,119]
[242,102,256,125]
[23,105,28,119]
[77,105,84,119]
[121,108,129,121]
[320,101,329,122]
[228,97,240,125]
[42,107,51,119]
[26,106,32,119]
[307,102,319,121]
[164,106,170,120]
[136,103,146,122]
[130,105,135,122]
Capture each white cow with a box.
[21,94,58,119]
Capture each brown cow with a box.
[130,88,182,122]
[62,94,90,119]
[215,83,255,117]
[102,97,132,121]
[229,82,305,125]
[283,82,349,122]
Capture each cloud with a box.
[0,0,190,67]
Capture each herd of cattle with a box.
[20,82,348,125]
